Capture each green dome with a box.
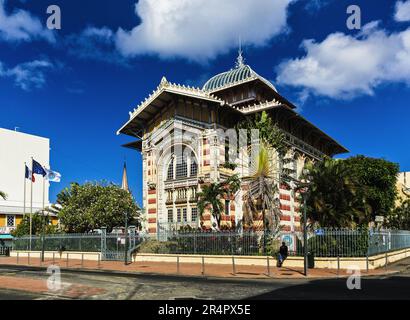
[203,64,277,92]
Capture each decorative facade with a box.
[118,55,348,236]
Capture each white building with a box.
[0,128,50,236]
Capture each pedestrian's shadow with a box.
[278,266,304,276]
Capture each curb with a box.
[0,263,401,283]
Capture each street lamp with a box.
[289,172,310,277]
[124,211,128,265]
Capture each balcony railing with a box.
[174,197,188,204]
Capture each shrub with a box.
[138,240,178,254]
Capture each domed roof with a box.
[203,54,278,92]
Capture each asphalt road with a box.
[0,262,409,300]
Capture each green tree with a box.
[50,182,141,233]
[344,156,399,219]
[302,158,371,228]
[242,143,291,232]
[12,212,57,237]
[237,111,288,156]
[0,191,7,200]
[386,199,410,230]
[237,111,293,232]
[197,175,240,229]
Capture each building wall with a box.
[0,128,51,234]
[139,115,321,236]
[396,172,410,205]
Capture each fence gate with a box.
[101,227,143,261]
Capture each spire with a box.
[121,162,130,193]
[235,37,245,68]
[235,50,245,68]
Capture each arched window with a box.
[167,159,174,180]
[190,159,198,177]
[176,156,188,179]
[166,148,198,180]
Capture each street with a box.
[0,258,409,300]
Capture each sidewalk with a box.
[0,256,398,280]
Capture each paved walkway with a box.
[0,256,395,280]
[0,273,106,299]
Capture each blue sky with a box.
[1,0,410,206]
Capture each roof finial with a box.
[235,36,245,68]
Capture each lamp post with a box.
[289,172,310,277]
[124,212,128,265]
[302,192,308,277]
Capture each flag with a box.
[45,168,61,183]
[32,159,46,177]
[25,165,35,182]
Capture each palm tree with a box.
[242,143,294,233]
[301,158,371,228]
[0,191,7,200]
[197,175,240,230]
[238,111,294,232]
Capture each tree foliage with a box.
[197,175,240,229]
[386,199,410,230]
[12,212,57,237]
[302,158,371,228]
[237,111,293,232]
[49,182,141,233]
[237,111,287,157]
[344,155,399,219]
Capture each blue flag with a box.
[32,159,46,177]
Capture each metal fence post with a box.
[337,255,340,277]
[177,255,180,274]
[366,254,369,273]
[16,252,19,264]
[267,256,271,277]
[201,256,205,276]
[81,253,84,268]
[53,252,55,265]
[194,233,197,255]
[98,253,101,268]
[66,253,69,268]
[385,252,388,271]
[232,256,236,275]
[28,252,30,265]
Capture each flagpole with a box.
[41,175,46,262]
[29,157,33,251]
[23,162,26,219]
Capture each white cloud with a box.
[115,0,294,61]
[0,59,55,90]
[276,23,410,99]
[0,0,55,43]
[65,27,128,65]
[395,0,410,22]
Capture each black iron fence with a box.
[10,228,410,260]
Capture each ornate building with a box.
[118,55,348,236]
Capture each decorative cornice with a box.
[234,99,282,114]
[128,76,225,120]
